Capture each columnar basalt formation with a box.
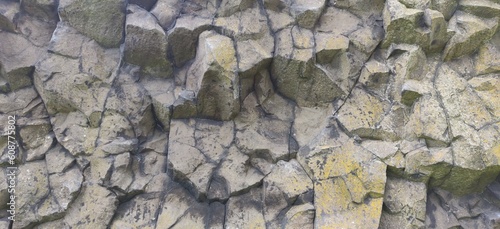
[1,0,500,228]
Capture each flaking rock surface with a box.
[1,0,500,228]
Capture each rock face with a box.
[1,0,500,229]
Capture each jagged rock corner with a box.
[0,0,500,228]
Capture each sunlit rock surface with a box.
[1,0,500,228]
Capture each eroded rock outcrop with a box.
[1,0,500,228]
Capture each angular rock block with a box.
[124,5,173,78]
[443,12,498,61]
[186,30,240,121]
[271,27,346,107]
[58,0,126,48]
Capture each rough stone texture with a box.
[2,0,500,228]
[124,5,172,78]
[186,30,240,120]
[0,1,20,32]
[58,0,126,48]
[21,0,58,21]
[443,11,498,61]
[380,177,427,229]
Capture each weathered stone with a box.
[218,0,255,17]
[459,0,500,18]
[425,191,461,228]
[399,0,431,9]
[384,45,429,114]
[180,0,219,18]
[282,203,315,229]
[80,39,121,84]
[110,193,161,228]
[263,3,295,31]
[15,161,49,228]
[86,155,113,185]
[225,188,266,228]
[292,105,331,148]
[63,185,118,228]
[439,149,500,195]
[359,60,391,93]
[21,0,58,21]
[151,0,181,29]
[45,144,75,174]
[35,194,64,225]
[435,64,493,130]
[109,153,134,192]
[0,31,45,90]
[140,151,167,176]
[213,147,264,198]
[237,37,274,100]
[105,82,155,139]
[171,90,198,119]
[443,12,498,61]
[98,111,135,144]
[34,48,117,118]
[403,145,453,184]
[167,119,233,200]
[48,22,90,58]
[100,137,138,155]
[0,87,38,114]
[58,0,126,48]
[469,77,500,118]
[124,5,172,78]
[33,219,71,229]
[155,184,197,228]
[405,95,450,146]
[48,166,83,211]
[214,6,274,99]
[24,131,53,162]
[380,177,427,229]
[129,0,157,10]
[235,93,291,161]
[167,15,212,67]
[184,31,239,120]
[18,119,51,149]
[254,69,274,104]
[0,1,19,32]
[315,33,349,65]
[143,78,175,131]
[316,6,361,37]
[271,27,346,106]
[299,139,387,195]
[195,119,234,161]
[400,80,425,106]
[143,173,169,194]
[431,0,458,20]
[51,112,99,156]
[291,0,326,29]
[3,0,500,228]
[332,0,386,14]
[336,88,390,139]
[169,206,207,229]
[267,159,313,193]
[424,9,451,53]
[314,178,384,229]
[15,14,55,47]
[382,0,428,48]
[263,0,325,29]
[475,36,500,75]
[361,140,399,160]
[207,202,226,229]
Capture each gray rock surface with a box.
[1,0,500,228]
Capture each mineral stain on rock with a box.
[1,0,500,228]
